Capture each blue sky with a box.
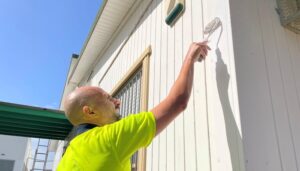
[0,0,102,109]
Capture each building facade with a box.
[55,0,300,170]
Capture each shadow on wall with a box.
[214,23,244,171]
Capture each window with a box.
[110,46,151,171]
[114,68,142,118]
[0,159,14,171]
[113,68,142,170]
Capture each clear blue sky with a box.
[0,0,103,109]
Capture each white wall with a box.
[57,0,300,170]
[230,0,300,170]
[87,0,244,170]
[23,139,32,171]
[0,135,28,171]
[52,140,65,171]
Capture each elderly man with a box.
[57,42,210,170]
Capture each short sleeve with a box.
[106,111,156,161]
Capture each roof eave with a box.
[67,0,108,85]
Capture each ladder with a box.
[31,139,50,171]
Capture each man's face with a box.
[91,89,121,124]
[103,93,121,121]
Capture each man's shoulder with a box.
[110,111,155,126]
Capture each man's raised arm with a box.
[151,42,210,135]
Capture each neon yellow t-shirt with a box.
[57,111,156,171]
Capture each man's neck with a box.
[75,123,97,135]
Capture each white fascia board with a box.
[67,0,137,86]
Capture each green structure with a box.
[165,2,184,26]
[0,101,72,140]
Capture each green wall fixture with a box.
[165,0,185,26]
[0,101,72,140]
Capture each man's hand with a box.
[151,41,210,135]
[186,41,211,62]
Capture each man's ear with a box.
[82,106,94,115]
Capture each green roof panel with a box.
[0,101,72,140]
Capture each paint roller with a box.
[199,17,221,61]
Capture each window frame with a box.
[110,46,151,171]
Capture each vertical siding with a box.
[159,0,168,169]
[191,0,212,170]
[146,0,155,170]
[230,0,300,170]
[173,5,185,171]
[182,0,197,170]
[201,0,245,170]
[152,0,161,170]
[166,9,175,171]
[88,0,242,170]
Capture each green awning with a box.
[0,101,72,140]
